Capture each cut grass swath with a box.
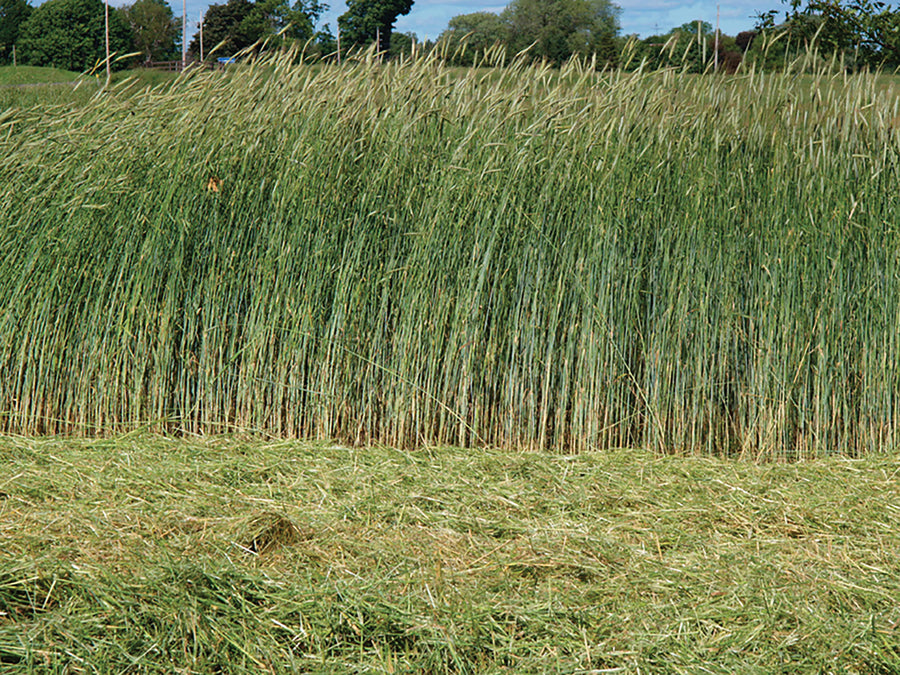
[1,436,899,672]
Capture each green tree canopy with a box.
[190,0,323,58]
[630,20,732,72]
[762,0,900,67]
[437,11,507,64]
[281,0,327,41]
[502,0,621,63]
[439,0,621,66]
[338,0,414,53]
[191,0,258,56]
[388,29,416,56]
[0,0,32,64]
[314,22,337,55]
[16,0,130,71]
[119,0,178,63]
[677,20,714,36]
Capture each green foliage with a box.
[15,0,131,72]
[119,0,178,63]
[387,29,416,57]
[755,0,900,69]
[189,0,324,59]
[716,33,744,71]
[338,0,414,52]
[0,0,31,65]
[633,22,720,72]
[503,0,621,64]
[439,11,508,65]
[313,22,337,55]
[678,19,714,36]
[279,0,326,42]
[440,0,621,66]
[627,21,743,73]
[190,0,258,57]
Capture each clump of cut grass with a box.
[238,510,308,554]
[1,435,900,672]
[1,49,899,457]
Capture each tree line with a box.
[2,0,900,72]
[436,0,900,69]
[0,0,329,71]
[1,0,177,70]
[0,0,411,71]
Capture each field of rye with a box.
[3,52,900,675]
[1,50,900,458]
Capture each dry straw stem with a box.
[2,51,900,457]
[1,435,900,672]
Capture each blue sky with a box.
[154,0,787,43]
[322,1,785,40]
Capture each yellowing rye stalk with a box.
[1,51,899,459]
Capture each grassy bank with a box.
[2,51,900,457]
[0,65,82,86]
[0,65,90,108]
[1,435,899,672]
[0,66,178,108]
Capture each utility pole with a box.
[105,0,110,82]
[12,45,16,67]
[199,17,204,61]
[714,5,720,71]
[337,26,341,64]
[698,20,706,66]
[182,0,187,69]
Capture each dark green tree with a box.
[190,0,323,58]
[714,32,744,71]
[564,0,622,61]
[865,5,900,63]
[735,30,757,51]
[388,29,416,56]
[0,0,32,64]
[437,11,507,64]
[190,0,256,56]
[631,21,720,72]
[315,22,337,56]
[290,0,326,41]
[16,0,131,71]
[752,0,900,68]
[502,0,620,64]
[338,0,413,53]
[119,0,178,63]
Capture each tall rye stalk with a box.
[1,50,898,459]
